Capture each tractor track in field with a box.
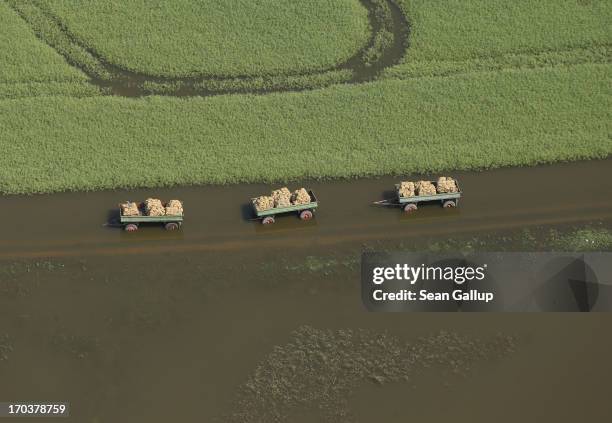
[4,0,609,100]
[0,159,610,260]
[6,0,409,97]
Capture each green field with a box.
[1,64,609,194]
[38,0,371,78]
[0,1,98,98]
[386,0,612,78]
[0,2,84,83]
[398,0,610,61]
[0,0,610,193]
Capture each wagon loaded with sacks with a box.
[119,198,184,231]
[252,187,318,224]
[374,176,462,213]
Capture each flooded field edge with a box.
[2,1,610,421]
[0,158,610,258]
[1,160,611,422]
[2,156,609,199]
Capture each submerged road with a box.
[0,159,610,259]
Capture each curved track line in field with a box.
[5,0,609,100]
[7,0,409,97]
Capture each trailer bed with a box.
[396,186,461,204]
[373,179,462,212]
[118,200,184,231]
[395,180,462,204]
[119,214,183,224]
[253,190,318,217]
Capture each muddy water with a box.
[1,241,611,422]
[0,160,611,422]
[0,159,610,259]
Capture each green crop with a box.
[140,70,354,95]
[0,64,609,194]
[383,45,612,79]
[36,0,371,78]
[388,0,612,77]
[0,0,610,194]
[0,1,87,84]
[0,82,101,100]
[7,0,112,80]
[395,0,611,61]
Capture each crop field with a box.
[1,64,610,194]
[0,0,610,194]
[386,0,612,78]
[394,0,611,61]
[36,0,371,78]
[0,2,99,99]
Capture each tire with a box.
[443,200,456,208]
[403,203,417,213]
[124,223,138,232]
[165,222,179,231]
[262,216,275,225]
[299,210,313,221]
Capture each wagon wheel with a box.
[262,216,275,225]
[403,203,417,213]
[165,222,179,231]
[124,223,138,232]
[299,210,313,221]
[442,200,456,208]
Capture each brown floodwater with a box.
[0,159,610,259]
[0,159,611,422]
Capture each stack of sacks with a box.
[271,187,291,208]
[120,201,140,216]
[165,199,183,216]
[415,181,436,196]
[291,188,311,205]
[436,176,458,193]
[398,181,415,197]
[253,196,274,212]
[144,198,165,216]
